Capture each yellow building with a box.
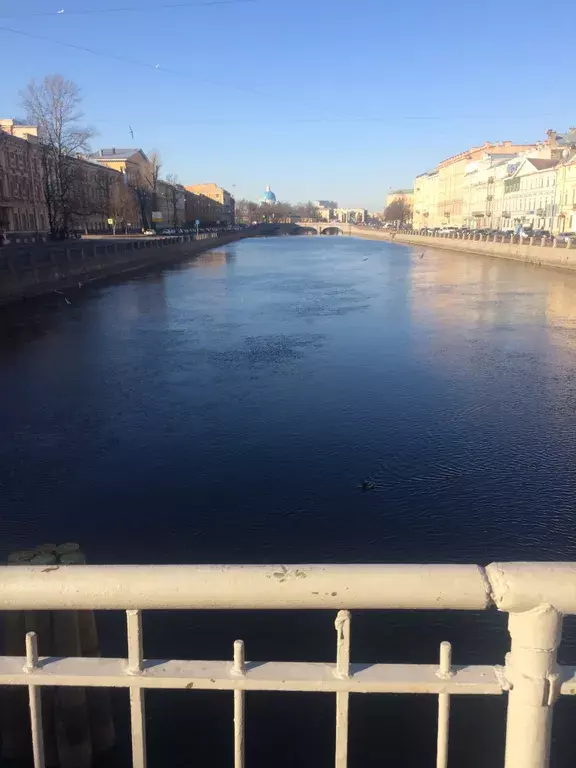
[88,148,163,229]
[413,172,438,229]
[89,147,153,189]
[555,154,576,233]
[414,140,538,229]
[185,183,235,224]
[386,189,414,208]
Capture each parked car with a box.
[556,232,576,244]
[439,226,458,233]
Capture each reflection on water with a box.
[2,236,576,766]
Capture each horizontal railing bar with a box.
[0,657,505,694]
[0,564,490,610]
[486,562,576,613]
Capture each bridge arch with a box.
[296,221,351,235]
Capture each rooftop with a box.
[527,158,559,170]
[90,148,147,161]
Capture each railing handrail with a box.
[0,563,488,610]
[4,562,576,768]
[2,562,576,613]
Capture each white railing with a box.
[2,562,576,768]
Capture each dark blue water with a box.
[2,236,576,766]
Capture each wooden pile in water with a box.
[1,543,115,767]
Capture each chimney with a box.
[112,147,116,154]
[100,149,104,156]
[546,129,557,149]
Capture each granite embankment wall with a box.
[348,227,576,272]
[0,232,249,305]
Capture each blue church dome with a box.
[261,185,277,203]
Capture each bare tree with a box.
[235,199,320,224]
[165,173,180,226]
[148,150,162,216]
[383,196,412,227]
[98,171,139,234]
[236,199,260,224]
[21,74,95,239]
[127,150,162,230]
[293,201,320,220]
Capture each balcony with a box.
[1,562,576,768]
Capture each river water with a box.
[2,235,576,765]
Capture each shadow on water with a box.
[3,236,576,765]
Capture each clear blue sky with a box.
[1,0,573,210]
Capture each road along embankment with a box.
[347,227,576,272]
[0,232,250,305]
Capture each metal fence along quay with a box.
[2,562,576,768]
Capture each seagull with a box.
[419,253,424,259]
[155,64,160,69]
[56,8,65,12]
[129,125,134,139]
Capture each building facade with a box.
[1,121,123,236]
[556,155,576,233]
[386,189,414,209]
[414,140,539,229]
[156,180,186,228]
[89,148,153,189]
[461,153,518,230]
[413,171,438,229]
[497,158,559,232]
[0,126,46,235]
[185,183,235,224]
[184,188,226,225]
[334,208,367,223]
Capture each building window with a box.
[505,178,520,194]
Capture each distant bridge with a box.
[297,221,352,235]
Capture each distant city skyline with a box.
[1,0,572,210]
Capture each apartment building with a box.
[89,148,154,190]
[185,183,235,224]
[156,180,186,227]
[461,153,519,230]
[556,154,576,232]
[0,122,46,235]
[413,171,438,229]
[414,140,538,229]
[497,158,559,232]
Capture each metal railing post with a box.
[503,604,562,768]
